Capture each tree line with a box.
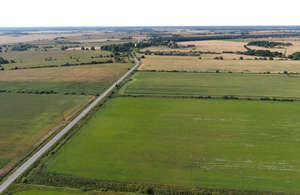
[11,44,38,51]
[147,32,300,43]
[247,40,292,48]
[237,45,284,58]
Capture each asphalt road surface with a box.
[0,56,140,194]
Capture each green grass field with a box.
[42,97,300,193]
[0,93,89,170]
[0,82,109,95]
[120,72,300,98]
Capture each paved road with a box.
[0,56,140,194]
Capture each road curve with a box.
[0,56,140,194]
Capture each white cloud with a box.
[1,0,300,27]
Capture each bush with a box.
[247,40,292,48]
[0,57,9,64]
[11,44,38,51]
[288,52,300,60]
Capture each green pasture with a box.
[120,72,300,98]
[42,97,300,193]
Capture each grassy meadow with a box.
[39,97,300,193]
[120,72,300,98]
[138,55,300,73]
[0,93,90,171]
[0,63,133,95]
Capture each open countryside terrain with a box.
[4,27,300,195]
[28,97,300,193]
[0,93,90,177]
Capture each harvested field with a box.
[39,97,300,193]
[0,93,89,173]
[178,40,247,52]
[138,55,300,73]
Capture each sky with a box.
[1,0,300,27]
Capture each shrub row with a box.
[141,51,219,56]
[16,90,58,95]
[260,97,295,102]
[138,69,300,76]
[25,173,285,195]
[8,60,114,70]
[120,94,299,102]
[0,90,98,96]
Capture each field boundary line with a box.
[0,56,140,194]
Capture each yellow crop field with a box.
[139,55,300,73]
[178,40,247,52]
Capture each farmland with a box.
[29,97,300,193]
[0,50,112,69]
[177,40,247,52]
[142,39,300,56]
[120,72,300,98]
[0,63,133,95]
[138,55,300,73]
[0,93,90,174]
[4,26,300,195]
